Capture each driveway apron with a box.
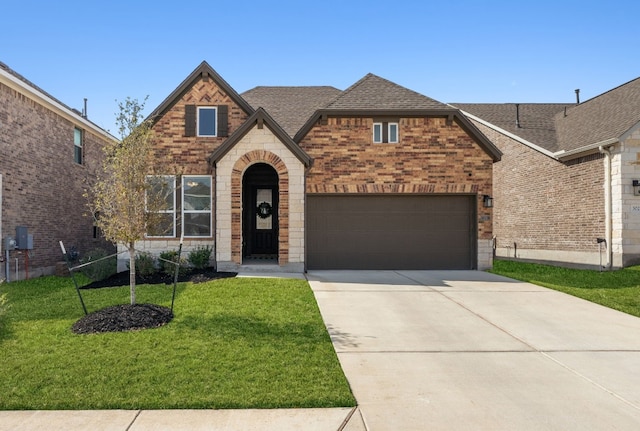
[307,270,640,431]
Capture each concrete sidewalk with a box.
[0,408,365,431]
[307,270,640,430]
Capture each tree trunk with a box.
[129,242,136,305]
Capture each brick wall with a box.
[150,77,249,175]
[122,75,252,269]
[475,121,606,265]
[0,82,113,279]
[299,115,495,269]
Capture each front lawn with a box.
[490,260,640,318]
[0,275,355,410]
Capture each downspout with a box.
[599,146,613,269]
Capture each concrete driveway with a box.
[307,270,640,430]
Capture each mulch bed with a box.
[72,303,174,334]
[80,267,237,289]
[72,268,236,334]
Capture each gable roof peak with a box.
[326,73,451,111]
[147,60,254,122]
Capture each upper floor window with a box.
[197,107,217,137]
[185,104,228,137]
[74,127,83,164]
[373,122,398,144]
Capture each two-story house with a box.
[0,61,116,280]
[122,61,501,272]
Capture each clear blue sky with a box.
[2,0,638,135]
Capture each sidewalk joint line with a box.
[125,410,142,431]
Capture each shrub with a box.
[159,250,188,277]
[79,248,116,281]
[188,246,212,269]
[134,252,157,277]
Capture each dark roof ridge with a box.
[570,76,640,108]
[147,61,254,122]
[246,85,340,90]
[209,107,311,166]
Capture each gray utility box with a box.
[4,236,16,251]
[15,226,33,250]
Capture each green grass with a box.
[490,260,640,318]
[0,276,355,410]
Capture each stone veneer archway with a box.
[231,150,289,265]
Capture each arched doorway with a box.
[242,163,279,262]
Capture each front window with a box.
[182,175,212,237]
[146,176,176,237]
[74,128,83,164]
[197,107,217,137]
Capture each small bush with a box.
[79,248,116,281]
[135,252,157,277]
[188,246,212,269]
[159,250,188,277]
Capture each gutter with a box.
[599,145,613,270]
[555,139,618,161]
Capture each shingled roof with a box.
[242,86,341,137]
[327,73,450,111]
[555,77,640,152]
[452,103,569,153]
[454,76,640,158]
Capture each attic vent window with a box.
[198,107,217,137]
[373,122,398,144]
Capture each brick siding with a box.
[300,116,495,240]
[0,82,113,279]
[475,122,606,259]
[150,78,249,175]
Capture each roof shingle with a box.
[242,86,341,137]
[453,103,569,153]
[327,73,450,111]
[454,76,640,156]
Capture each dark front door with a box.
[242,164,278,259]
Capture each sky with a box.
[2,0,639,136]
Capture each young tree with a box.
[88,97,167,305]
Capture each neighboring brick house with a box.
[127,61,501,272]
[0,62,116,281]
[455,76,640,269]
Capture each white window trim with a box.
[372,121,399,144]
[145,175,176,238]
[373,122,382,143]
[197,106,217,137]
[388,122,399,143]
[182,174,213,238]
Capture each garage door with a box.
[307,195,475,270]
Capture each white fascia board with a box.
[553,138,618,161]
[0,68,118,142]
[459,110,557,159]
